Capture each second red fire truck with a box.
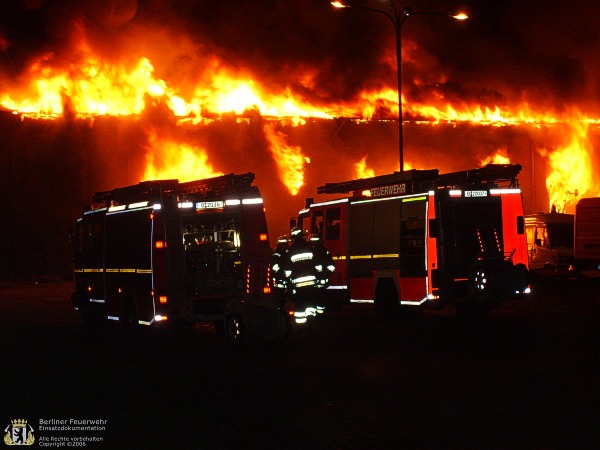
[292,164,530,313]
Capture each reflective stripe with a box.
[291,252,313,262]
[293,275,316,283]
[350,299,374,303]
[400,297,428,306]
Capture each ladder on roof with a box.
[93,179,179,205]
[317,169,439,195]
[436,164,522,189]
[178,172,255,198]
[316,164,522,196]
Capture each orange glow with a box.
[159,295,168,304]
[355,156,375,179]
[263,123,310,196]
[2,20,600,215]
[155,240,165,249]
[143,130,222,182]
[481,148,510,166]
[259,233,268,241]
[542,119,598,213]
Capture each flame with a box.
[263,123,310,196]
[0,48,191,118]
[143,130,222,182]
[481,148,510,166]
[542,119,597,213]
[355,156,375,179]
[2,20,600,216]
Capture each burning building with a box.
[0,0,599,278]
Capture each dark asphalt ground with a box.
[1,277,599,449]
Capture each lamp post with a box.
[332,1,467,172]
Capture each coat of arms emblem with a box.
[4,419,35,446]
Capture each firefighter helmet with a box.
[277,235,289,244]
[290,227,304,240]
[308,234,321,243]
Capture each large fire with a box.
[143,129,222,182]
[0,20,599,209]
[541,118,597,213]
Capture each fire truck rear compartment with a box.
[438,196,517,304]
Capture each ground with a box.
[1,277,599,449]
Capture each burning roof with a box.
[0,0,599,215]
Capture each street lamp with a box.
[332,1,467,172]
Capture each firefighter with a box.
[308,233,335,314]
[281,227,320,324]
[271,235,289,292]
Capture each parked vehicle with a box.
[292,164,530,314]
[72,173,290,343]
[524,212,574,273]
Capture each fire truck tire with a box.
[225,313,245,344]
[513,263,529,293]
[471,265,490,295]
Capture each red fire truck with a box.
[72,173,290,342]
[292,164,530,313]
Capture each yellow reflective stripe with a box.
[79,268,152,274]
[402,196,427,203]
[332,256,346,260]
[349,254,399,260]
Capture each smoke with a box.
[1,0,599,114]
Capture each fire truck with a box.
[72,172,290,342]
[292,164,530,313]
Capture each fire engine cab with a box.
[72,172,289,342]
[292,164,530,313]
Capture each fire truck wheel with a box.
[225,313,245,344]
[513,263,529,294]
[471,265,490,295]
